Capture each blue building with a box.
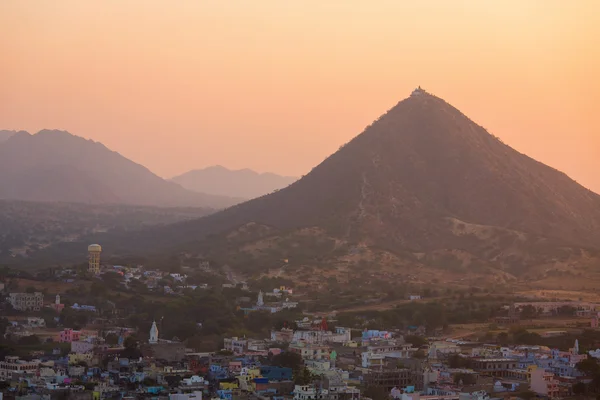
[260,366,293,381]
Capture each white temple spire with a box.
[257,290,264,307]
[149,320,159,344]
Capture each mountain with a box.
[172,165,298,199]
[22,90,600,291]
[0,130,21,143]
[0,130,242,208]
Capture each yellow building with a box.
[69,353,93,365]
[88,244,102,274]
[220,381,239,390]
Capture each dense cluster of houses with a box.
[5,268,600,400]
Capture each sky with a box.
[1,1,599,192]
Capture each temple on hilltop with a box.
[411,86,426,96]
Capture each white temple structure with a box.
[55,294,60,305]
[257,290,264,307]
[149,320,159,344]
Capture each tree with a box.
[520,305,538,320]
[454,373,477,385]
[412,349,426,359]
[18,335,41,346]
[557,305,576,317]
[363,385,389,400]
[294,367,314,385]
[405,335,427,347]
[519,390,537,400]
[573,382,586,395]
[105,333,119,345]
[577,357,600,376]
[272,351,304,371]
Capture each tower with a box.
[55,294,60,305]
[88,244,102,274]
[149,320,159,344]
[257,290,264,307]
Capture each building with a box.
[52,294,65,313]
[471,359,518,377]
[292,327,352,345]
[293,384,329,400]
[170,392,203,400]
[59,328,81,343]
[289,343,331,360]
[8,292,44,311]
[149,320,159,344]
[88,244,102,274]
[364,368,424,392]
[0,356,41,379]
[71,341,95,354]
[224,337,248,354]
[530,367,559,398]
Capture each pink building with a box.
[59,329,80,343]
[530,368,559,399]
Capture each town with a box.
[3,245,600,400]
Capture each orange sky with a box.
[1,1,599,192]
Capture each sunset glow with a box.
[2,0,599,191]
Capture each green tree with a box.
[572,382,586,395]
[294,367,314,385]
[363,386,388,400]
[104,333,119,345]
[272,351,304,370]
[405,335,427,347]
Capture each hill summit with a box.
[171,165,297,199]
[144,88,600,245]
[0,130,241,208]
[36,89,600,288]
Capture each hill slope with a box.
[125,89,600,247]
[24,90,600,289]
[172,165,297,199]
[0,130,242,208]
[0,130,20,143]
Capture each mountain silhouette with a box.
[0,130,20,143]
[172,165,297,199]
[0,130,242,208]
[23,90,600,281]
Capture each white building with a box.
[170,392,202,400]
[224,337,248,354]
[292,327,351,345]
[361,351,386,369]
[149,320,159,344]
[293,384,329,400]
[8,292,43,311]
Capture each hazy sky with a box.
[2,1,599,192]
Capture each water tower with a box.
[88,244,102,274]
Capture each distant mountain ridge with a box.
[0,130,242,208]
[0,130,21,143]
[172,165,297,199]
[67,88,600,287]
[11,91,600,293]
